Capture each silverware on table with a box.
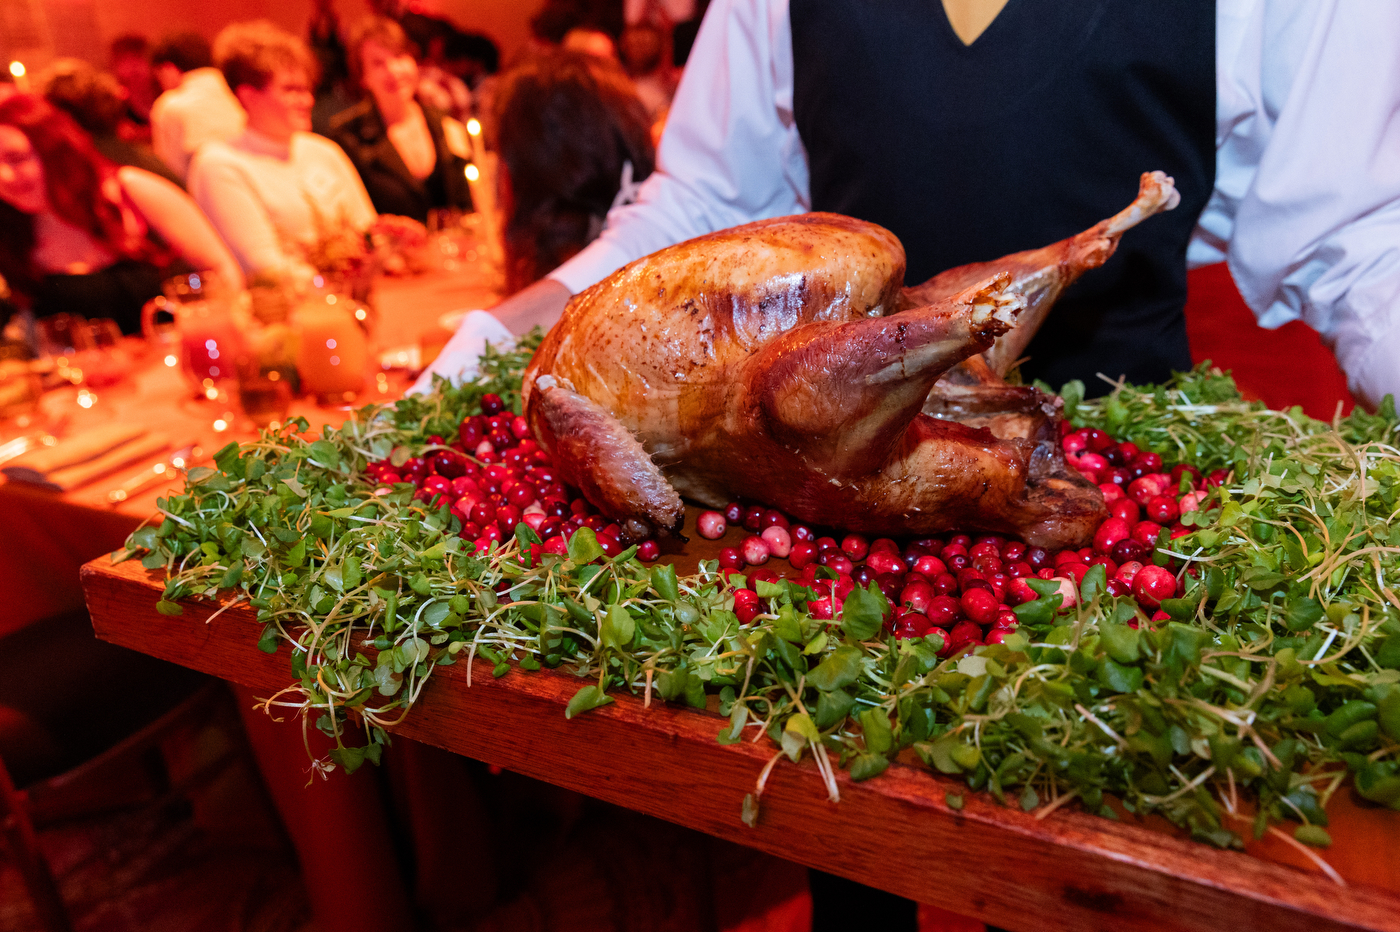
[0,432,58,467]
[107,444,202,504]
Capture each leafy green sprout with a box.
[119,354,1400,864]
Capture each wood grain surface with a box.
[83,553,1400,932]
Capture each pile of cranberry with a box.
[361,393,665,564]
[360,396,1218,658]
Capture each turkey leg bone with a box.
[904,171,1180,377]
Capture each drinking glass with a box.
[236,355,294,429]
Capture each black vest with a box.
[791,0,1215,392]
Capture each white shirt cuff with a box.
[408,310,515,395]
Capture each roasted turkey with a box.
[522,172,1179,549]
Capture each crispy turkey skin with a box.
[522,173,1178,549]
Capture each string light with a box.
[466,118,481,136]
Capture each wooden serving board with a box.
[82,542,1400,932]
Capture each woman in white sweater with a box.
[188,21,376,283]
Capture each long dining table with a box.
[10,259,1398,931]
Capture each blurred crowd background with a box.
[0,0,703,338]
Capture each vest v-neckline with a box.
[940,0,1014,48]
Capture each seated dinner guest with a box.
[149,31,246,182]
[189,21,376,284]
[0,94,243,334]
[38,58,185,188]
[329,17,471,224]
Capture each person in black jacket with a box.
[329,16,471,223]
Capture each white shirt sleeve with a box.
[548,0,806,293]
[187,147,295,278]
[1193,0,1400,410]
[149,93,188,181]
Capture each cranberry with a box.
[894,611,932,640]
[814,536,839,553]
[1006,561,1032,578]
[430,450,465,479]
[742,536,772,566]
[1131,520,1164,546]
[1110,539,1148,565]
[1087,555,1118,577]
[1094,517,1132,554]
[791,525,815,543]
[899,580,935,614]
[474,440,496,460]
[582,514,608,531]
[1105,578,1132,597]
[1179,490,1208,514]
[496,504,521,530]
[523,512,547,532]
[947,620,984,650]
[1062,432,1088,455]
[852,565,877,589]
[1206,468,1230,488]
[945,552,969,572]
[479,524,504,544]
[1007,578,1037,605]
[545,500,570,519]
[717,546,744,571]
[450,475,480,498]
[865,551,905,576]
[733,589,760,624]
[932,572,958,595]
[789,542,818,569]
[1000,541,1027,563]
[1114,560,1144,585]
[508,484,537,508]
[723,502,745,523]
[984,628,1011,645]
[972,554,1003,576]
[1061,563,1089,585]
[809,597,834,620]
[1132,564,1178,608]
[740,506,763,532]
[543,535,569,555]
[1075,452,1109,482]
[1054,549,1085,566]
[926,628,952,655]
[401,456,428,481]
[1025,546,1049,569]
[510,415,530,439]
[378,470,403,485]
[480,393,504,415]
[1036,568,1057,580]
[841,534,870,562]
[1103,445,1127,467]
[960,588,999,625]
[1170,463,1201,486]
[1132,451,1164,473]
[927,594,962,628]
[459,418,484,448]
[602,523,623,541]
[750,567,780,585]
[912,555,947,577]
[875,573,904,604]
[1145,495,1180,525]
[825,554,855,576]
[1109,498,1141,524]
[762,510,790,530]
[1099,483,1125,504]
[761,526,792,558]
[570,498,591,515]
[1117,441,1140,461]
[947,534,972,550]
[696,510,727,540]
[421,474,451,496]
[993,609,1019,629]
[1084,428,1113,452]
[868,537,899,555]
